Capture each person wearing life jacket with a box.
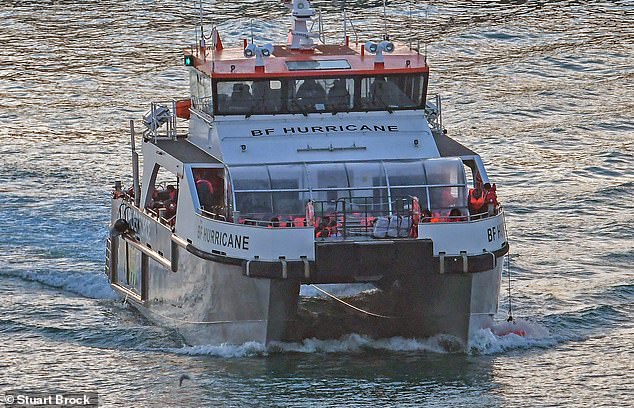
[483,182,498,216]
[468,187,485,216]
[430,210,444,223]
[268,217,281,228]
[315,220,330,238]
[327,217,340,237]
[163,185,178,220]
[194,172,214,211]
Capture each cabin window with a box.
[345,162,388,214]
[268,165,310,216]
[228,158,466,224]
[145,164,179,225]
[288,78,354,113]
[189,70,213,114]
[192,167,226,218]
[213,73,427,116]
[424,158,468,215]
[231,166,273,220]
[215,80,283,115]
[384,161,428,207]
[307,163,350,213]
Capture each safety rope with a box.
[310,284,401,319]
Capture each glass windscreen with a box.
[384,161,428,207]
[213,73,427,116]
[424,158,468,215]
[229,159,468,224]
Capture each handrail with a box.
[142,99,189,141]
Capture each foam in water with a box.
[2,269,117,300]
[270,333,454,354]
[469,318,557,354]
[164,341,268,358]
[162,334,465,358]
[161,320,557,358]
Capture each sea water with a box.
[0,1,632,407]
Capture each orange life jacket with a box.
[469,188,485,212]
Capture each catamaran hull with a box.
[107,230,502,349]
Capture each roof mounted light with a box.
[364,40,394,63]
[244,43,274,69]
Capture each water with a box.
[1,1,633,406]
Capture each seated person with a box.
[229,83,253,111]
[269,217,281,228]
[369,77,407,108]
[369,77,388,107]
[296,79,327,109]
[194,174,215,211]
[327,79,350,110]
[468,187,485,216]
[163,185,178,219]
[420,208,433,223]
[252,80,278,113]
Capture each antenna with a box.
[341,0,347,45]
[198,0,203,26]
[383,0,387,39]
[424,4,428,60]
[408,1,412,50]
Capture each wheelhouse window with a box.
[189,70,213,114]
[215,80,283,115]
[213,73,427,116]
[384,161,428,206]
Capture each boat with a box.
[105,0,509,350]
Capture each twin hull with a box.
[106,200,507,348]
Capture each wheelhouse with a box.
[186,43,430,117]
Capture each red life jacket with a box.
[469,188,485,212]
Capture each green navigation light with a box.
[184,55,195,66]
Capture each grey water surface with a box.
[0,1,633,407]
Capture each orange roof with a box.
[185,43,428,80]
